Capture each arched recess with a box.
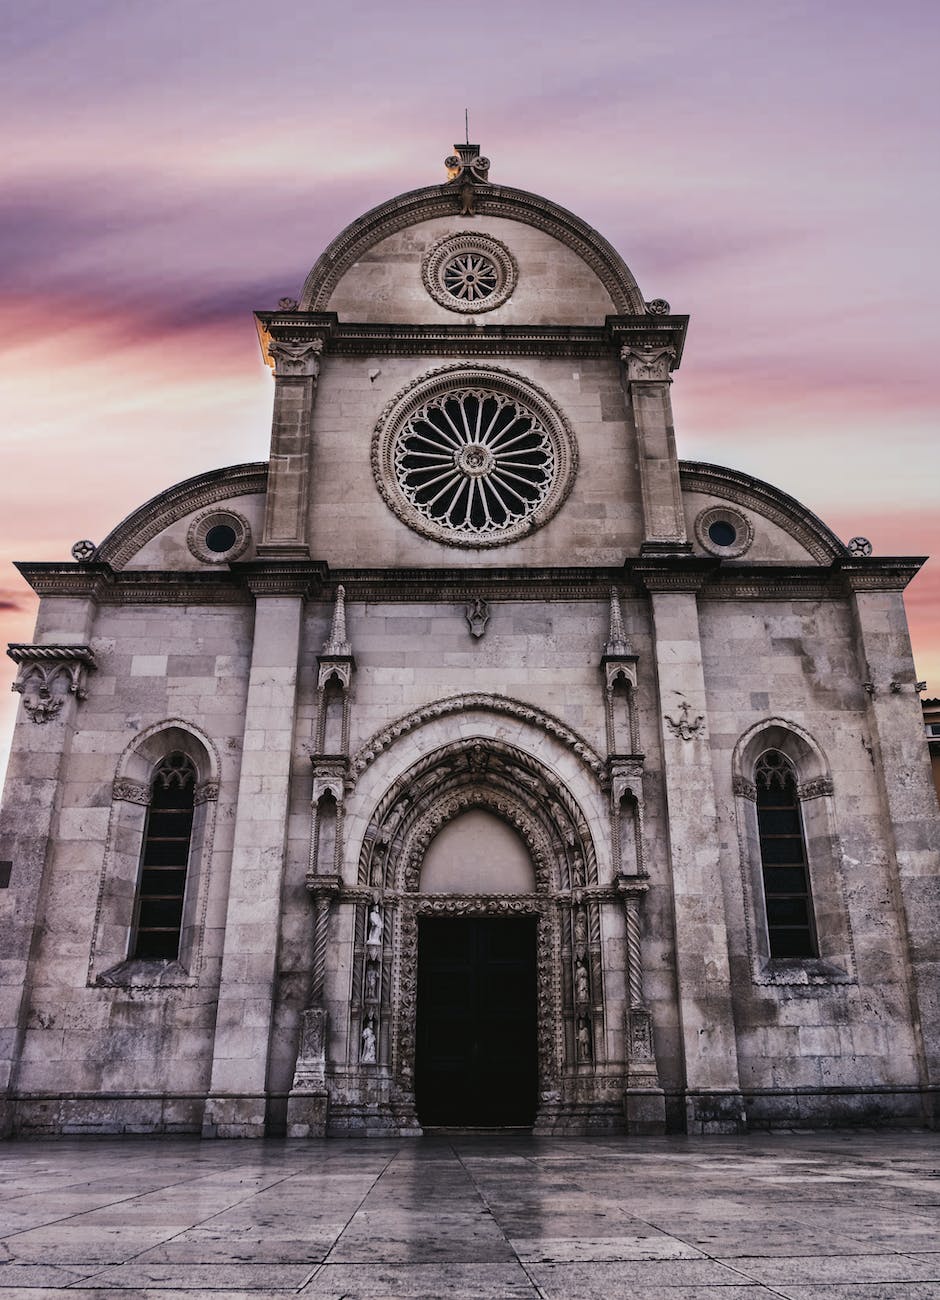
[731,718,855,985]
[337,734,618,1134]
[88,720,221,987]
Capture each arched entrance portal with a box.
[330,736,627,1135]
[415,810,538,1126]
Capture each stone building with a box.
[2,145,937,1138]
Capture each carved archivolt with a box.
[351,692,607,784]
[347,737,608,1112]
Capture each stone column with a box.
[286,875,342,1138]
[620,339,689,553]
[0,581,99,1135]
[847,570,940,1118]
[615,873,666,1134]
[256,331,324,559]
[202,575,306,1137]
[640,571,744,1133]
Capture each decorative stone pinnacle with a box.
[322,585,351,656]
[605,589,632,657]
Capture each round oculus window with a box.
[422,233,517,314]
[372,366,577,547]
[694,505,754,558]
[187,509,251,564]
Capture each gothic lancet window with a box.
[132,753,196,959]
[755,750,817,959]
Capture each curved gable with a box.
[680,461,849,564]
[96,463,268,570]
[300,182,648,324]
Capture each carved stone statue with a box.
[364,961,379,1002]
[575,960,590,1005]
[574,909,588,949]
[360,1017,377,1064]
[367,904,384,946]
[577,1017,592,1062]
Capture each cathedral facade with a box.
[1,146,937,1137]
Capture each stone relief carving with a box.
[847,536,873,557]
[277,297,299,311]
[465,598,490,638]
[664,700,706,742]
[8,644,96,724]
[112,778,151,806]
[645,298,671,315]
[798,776,835,801]
[268,337,324,377]
[351,692,608,784]
[70,539,97,563]
[733,774,758,801]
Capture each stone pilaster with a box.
[614,873,666,1133]
[286,875,342,1137]
[846,568,940,1118]
[640,570,744,1133]
[0,591,99,1135]
[255,316,333,559]
[202,574,307,1137]
[620,338,689,553]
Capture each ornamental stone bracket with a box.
[8,644,96,724]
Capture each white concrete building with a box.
[2,145,937,1137]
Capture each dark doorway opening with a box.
[416,915,538,1127]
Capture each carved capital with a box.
[8,643,96,724]
[112,778,150,806]
[310,757,350,804]
[798,776,834,801]
[194,780,219,805]
[615,872,650,903]
[304,873,343,900]
[620,340,677,382]
[268,337,323,378]
[732,774,758,802]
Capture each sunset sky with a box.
[2,0,938,782]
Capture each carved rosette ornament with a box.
[8,644,96,724]
[70,539,97,563]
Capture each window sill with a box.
[94,959,196,989]
[754,957,854,987]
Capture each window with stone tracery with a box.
[755,751,817,959]
[131,754,196,959]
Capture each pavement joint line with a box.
[452,1141,546,1299]
[296,1146,400,1289]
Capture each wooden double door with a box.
[415,916,538,1127]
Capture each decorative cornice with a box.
[351,693,608,784]
[836,558,926,592]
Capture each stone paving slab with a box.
[0,1132,938,1296]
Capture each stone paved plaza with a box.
[0,1133,938,1298]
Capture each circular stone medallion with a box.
[422,232,517,314]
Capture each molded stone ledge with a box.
[94,958,195,989]
[755,956,855,987]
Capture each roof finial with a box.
[322,585,351,657]
[465,108,469,145]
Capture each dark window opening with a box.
[756,750,817,959]
[708,519,737,547]
[205,523,237,553]
[133,753,196,960]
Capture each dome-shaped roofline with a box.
[96,462,268,569]
[299,182,647,314]
[679,461,849,563]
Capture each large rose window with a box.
[372,367,577,547]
